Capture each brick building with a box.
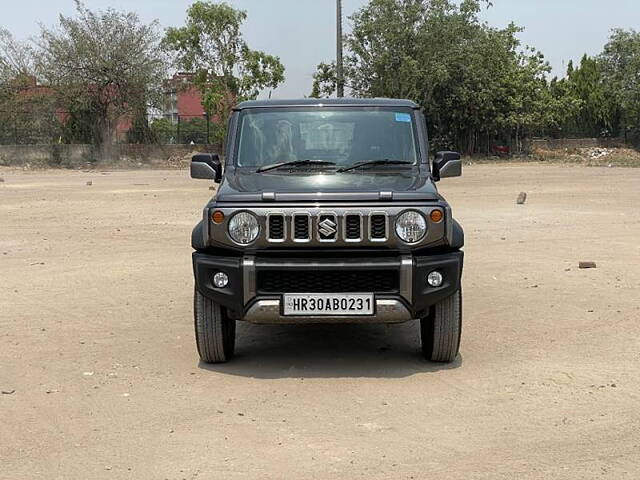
[163,73,206,123]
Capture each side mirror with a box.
[191,153,222,183]
[432,151,462,181]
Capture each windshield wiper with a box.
[336,159,413,173]
[256,159,336,173]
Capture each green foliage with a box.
[310,62,337,99]
[127,111,155,144]
[549,55,612,137]
[313,0,640,153]
[0,28,57,144]
[150,118,177,144]
[163,1,285,130]
[61,107,101,144]
[313,0,553,153]
[598,29,640,143]
[179,117,208,144]
[37,1,167,145]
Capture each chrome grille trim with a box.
[266,213,286,243]
[369,212,389,242]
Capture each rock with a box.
[209,186,215,191]
[86,180,93,186]
[1,389,15,395]
[579,261,597,269]
[0,177,4,183]
[516,192,527,204]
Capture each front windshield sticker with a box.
[395,113,412,123]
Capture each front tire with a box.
[194,288,236,363]
[420,289,462,363]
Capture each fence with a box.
[0,111,223,146]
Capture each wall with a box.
[0,144,222,168]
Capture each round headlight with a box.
[395,210,427,243]
[228,212,259,244]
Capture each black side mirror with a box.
[432,151,462,181]
[191,153,222,183]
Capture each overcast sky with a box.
[4,0,640,98]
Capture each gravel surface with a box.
[1,164,639,479]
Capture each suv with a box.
[191,98,464,363]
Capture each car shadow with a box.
[198,321,462,379]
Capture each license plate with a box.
[283,293,374,316]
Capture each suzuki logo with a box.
[318,217,337,238]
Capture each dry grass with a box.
[465,147,640,168]
[530,147,640,167]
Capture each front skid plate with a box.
[242,298,414,324]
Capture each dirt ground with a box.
[1,163,639,479]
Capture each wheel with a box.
[420,289,462,363]
[194,288,236,363]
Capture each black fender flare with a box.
[451,219,464,249]
[192,221,206,250]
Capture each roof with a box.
[234,97,420,110]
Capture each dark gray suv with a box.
[191,98,464,363]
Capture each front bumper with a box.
[193,250,463,324]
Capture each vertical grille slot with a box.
[345,214,362,241]
[370,214,387,240]
[267,214,284,241]
[293,214,310,241]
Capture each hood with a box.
[215,167,440,202]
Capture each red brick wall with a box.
[177,85,205,117]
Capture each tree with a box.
[0,28,62,144]
[37,1,167,145]
[310,62,337,98]
[163,1,285,133]
[561,55,611,136]
[598,29,640,142]
[311,0,553,154]
[0,28,34,85]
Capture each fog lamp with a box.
[213,272,229,288]
[427,271,443,287]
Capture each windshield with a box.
[234,107,419,169]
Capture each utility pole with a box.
[336,0,344,98]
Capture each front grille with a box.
[264,212,394,243]
[268,215,284,240]
[293,215,310,240]
[345,215,361,240]
[257,269,399,293]
[370,214,387,239]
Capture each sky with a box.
[3,0,640,98]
